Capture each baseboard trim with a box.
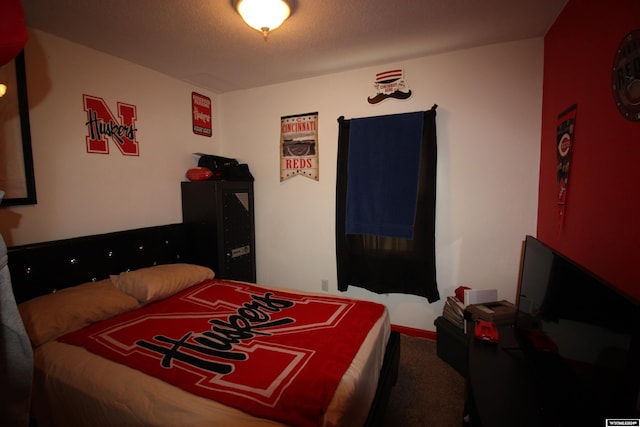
[391,324,436,341]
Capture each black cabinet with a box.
[434,316,468,377]
[181,180,256,282]
[465,322,545,427]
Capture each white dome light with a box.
[235,0,293,41]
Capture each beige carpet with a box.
[382,334,466,427]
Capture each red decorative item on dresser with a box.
[186,167,213,181]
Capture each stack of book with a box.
[465,300,517,325]
[442,295,465,329]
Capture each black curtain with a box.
[335,106,439,302]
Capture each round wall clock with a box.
[612,29,640,121]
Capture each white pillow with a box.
[110,263,214,303]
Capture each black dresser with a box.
[181,180,256,282]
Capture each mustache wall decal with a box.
[368,90,413,104]
[367,68,412,104]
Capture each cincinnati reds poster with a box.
[280,112,319,181]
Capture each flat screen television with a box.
[515,235,640,423]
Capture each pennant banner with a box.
[556,105,577,235]
[280,112,319,181]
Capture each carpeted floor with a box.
[382,334,466,427]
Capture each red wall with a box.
[538,0,640,300]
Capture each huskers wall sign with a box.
[192,92,212,137]
[280,112,319,181]
[83,94,139,156]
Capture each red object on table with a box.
[474,320,499,343]
[455,286,471,302]
[186,167,213,181]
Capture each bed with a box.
[8,223,400,426]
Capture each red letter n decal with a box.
[83,94,139,156]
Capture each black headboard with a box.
[7,223,193,304]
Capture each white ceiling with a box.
[22,0,568,94]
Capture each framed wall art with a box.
[0,51,36,206]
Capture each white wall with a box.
[2,30,542,331]
[0,30,219,245]
[219,38,542,330]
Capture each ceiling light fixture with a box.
[234,0,293,41]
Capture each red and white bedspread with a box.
[58,279,386,427]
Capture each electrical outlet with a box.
[321,279,329,291]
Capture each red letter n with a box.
[83,94,139,156]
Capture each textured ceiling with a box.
[22,0,568,93]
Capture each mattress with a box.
[29,281,390,427]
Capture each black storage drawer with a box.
[181,180,256,283]
[434,316,468,377]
